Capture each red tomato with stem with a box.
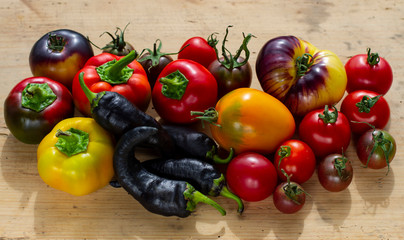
[273,170,307,214]
[152,59,218,124]
[345,48,393,95]
[177,36,217,69]
[226,152,278,202]
[317,153,353,192]
[298,105,351,158]
[274,139,316,184]
[340,90,390,135]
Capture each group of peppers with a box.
[4,27,253,218]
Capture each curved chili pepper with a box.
[113,126,226,218]
[142,157,244,214]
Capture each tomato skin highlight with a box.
[341,90,390,135]
[317,153,353,192]
[274,139,316,184]
[226,152,278,202]
[209,88,295,155]
[345,50,393,95]
[298,106,351,158]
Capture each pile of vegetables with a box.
[3,25,397,218]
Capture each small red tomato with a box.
[177,36,217,69]
[274,139,316,184]
[226,152,278,202]
[345,48,393,95]
[318,153,353,192]
[356,128,396,172]
[273,171,307,214]
[299,105,351,158]
[341,90,390,135]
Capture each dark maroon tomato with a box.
[138,39,176,89]
[99,23,135,56]
[208,57,252,99]
[29,29,94,89]
[207,25,254,99]
[345,48,393,95]
[356,128,396,172]
[226,152,278,202]
[4,77,74,144]
[318,153,353,192]
[273,179,306,214]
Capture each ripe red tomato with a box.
[340,90,390,135]
[274,139,316,184]
[317,153,353,192]
[298,105,351,158]
[345,48,393,95]
[356,128,396,171]
[177,36,217,69]
[152,59,217,124]
[226,152,278,202]
[273,175,307,214]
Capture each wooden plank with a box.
[1,0,404,239]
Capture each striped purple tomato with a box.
[255,36,347,117]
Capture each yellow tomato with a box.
[198,88,295,155]
[37,117,115,196]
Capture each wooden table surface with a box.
[1,0,404,239]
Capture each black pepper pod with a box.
[78,72,174,155]
[142,157,244,214]
[113,126,227,218]
[161,124,234,164]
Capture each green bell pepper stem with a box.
[96,50,138,84]
[79,72,105,111]
[21,83,57,112]
[55,128,89,157]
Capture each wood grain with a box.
[1,0,404,239]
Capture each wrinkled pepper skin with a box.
[4,77,74,144]
[37,117,115,196]
[256,36,347,116]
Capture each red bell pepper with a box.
[72,50,151,116]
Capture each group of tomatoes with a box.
[3,25,397,215]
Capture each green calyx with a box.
[281,169,308,205]
[47,33,66,52]
[368,130,394,175]
[96,50,137,84]
[55,128,89,157]
[183,182,226,216]
[355,95,381,113]
[366,48,381,66]
[210,25,254,70]
[319,105,339,124]
[21,83,57,112]
[159,70,189,100]
[334,154,350,181]
[190,107,221,128]
[100,23,130,54]
[79,72,106,113]
[296,53,314,77]
[277,145,291,170]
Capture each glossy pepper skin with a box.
[256,36,347,116]
[113,126,226,217]
[29,29,94,89]
[37,117,115,196]
[4,77,74,144]
[72,50,151,117]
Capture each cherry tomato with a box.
[226,152,278,202]
[299,105,351,158]
[345,48,393,95]
[356,128,396,172]
[192,88,295,155]
[29,29,94,89]
[274,139,316,184]
[317,153,353,192]
[152,59,217,124]
[273,171,307,214]
[177,36,217,69]
[99,23,135,56]
[341,90,390,135]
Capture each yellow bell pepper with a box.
[37,117,115,196]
